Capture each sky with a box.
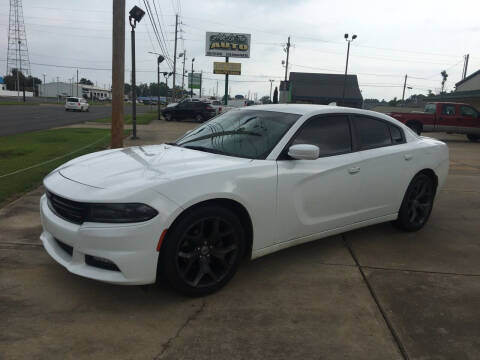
[1,0,479,101]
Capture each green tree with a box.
[79,78,94,85]
[273,87,278,104]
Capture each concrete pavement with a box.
[1,124,479,359]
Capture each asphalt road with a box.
[1,126,479,359]
[0,104,152,136]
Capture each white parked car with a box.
[209,100,233,115]
[65,97,89,112]
[40,105,448,296]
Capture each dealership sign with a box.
[205,32,251,58]
[188,73,202,89]
[213,62,241,75]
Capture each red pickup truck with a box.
[389,102,480,142]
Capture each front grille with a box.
[55,238,73,256]
[47,191,86,224]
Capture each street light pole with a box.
[128,5,145,140]
[190,58,195,98]
[148,52,165,120]
[269,79,274,102]
[342,33,357,106]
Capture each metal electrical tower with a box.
[6,0,31,85]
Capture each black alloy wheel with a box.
[467,134,479,142]
[395,173,435,231]
[195,114,204,123]
[160,206,245,296]
[164,113,173,121]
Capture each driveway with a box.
[0,128,479,359]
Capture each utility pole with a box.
[172,14,179,102]
[76,69,79,97]
[284,36,290,81]
[269,79,274,101]
[56,76,59,103]
[199,71,202,98]
[111,0,125,148]
[462,54,470,80]
[402,74,408,102]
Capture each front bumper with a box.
[40,194,161,285]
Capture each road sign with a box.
[205,32,251,58]
[188,73,201,89]
[213,62,241,75]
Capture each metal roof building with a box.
[287,72,363,108]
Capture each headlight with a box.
[86,203,158,223]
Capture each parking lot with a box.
[1,120,479,359]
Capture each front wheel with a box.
[394,173,435,231]
[164,113,173,121]
[467,134,479,142]
[160,206,245,296]
[194,114,204,123]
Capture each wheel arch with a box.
[159,197,254,260]
[405,120,423,132]
[415,168,438,194]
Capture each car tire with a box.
[394,173,435,232]
[159,205,245,297]
[164,113,173,121]
[195,114,204,123]
[467,134,479,142]
[407,122,422,135]
[65,109,69,112]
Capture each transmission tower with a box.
[6,0,31,87]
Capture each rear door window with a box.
[353,116,392,150]
[442,104,456,116]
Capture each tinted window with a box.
[389,125,404,144]
[424,104,436,113]
[176,110,300,159]
[292,116,351,157]
[442,104,456,115]
[354,116,392,149]
[461,106,477,118]
[67,97,78,102]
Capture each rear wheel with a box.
[194,114,204,122]
[407,122,422,135]
[467,134,479,142]
[164,113,173,121]
[160,205,245,296]
[394,173,435,231]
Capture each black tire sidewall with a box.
[395,173,434,231]
[160,205,245,296]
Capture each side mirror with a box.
[288,144,320,160]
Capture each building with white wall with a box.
[38,82,112,100]
[455,70,480,92]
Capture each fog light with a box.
[85,255,120,271]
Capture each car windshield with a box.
[175,109,300,159]
[67,98,78,102]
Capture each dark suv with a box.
[162,100,216,122]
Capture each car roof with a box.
[241,104,393,119]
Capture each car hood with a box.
[57,144,250,189]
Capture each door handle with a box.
[348,166,360,174]
[404,153,413,161]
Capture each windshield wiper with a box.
[182,145,225,155]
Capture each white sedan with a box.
[40,105,449,296]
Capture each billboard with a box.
[188,73,202,89]
[205,32,251,58]
[213,62,241,75]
